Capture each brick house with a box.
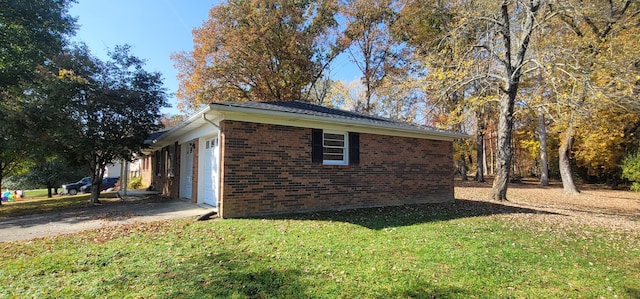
[141,101,465,218]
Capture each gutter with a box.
[202,113,219,129]
[146,106,213,149]
[209,103,469,140]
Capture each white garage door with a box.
[202,137,219,207]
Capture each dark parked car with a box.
[61,177,91,195]
[80,177,120,193]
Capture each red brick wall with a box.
[219,120,454,218]
[152,142,181,198]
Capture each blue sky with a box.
[69,1,358,115]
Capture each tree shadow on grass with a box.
[268,199,561,230]
[90,251,307,298]
[625,286,640,299]
[89,249,488,298]
[171,252,488,298]
[391,281,481,299]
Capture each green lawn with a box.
[0,191,119,218]
[1,200,638,298]
[20,188,50,199]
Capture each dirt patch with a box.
[455,179,640,236]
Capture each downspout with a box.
[202,114,219,129]
[202,113,222,215]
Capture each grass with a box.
[0,191,119,218]
[22,189,50,199]
[1,188,50,200]
[1,189,639,298]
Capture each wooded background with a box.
[2,0,638,200]
[172,0,640,198]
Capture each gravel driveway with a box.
[0,192,214,242]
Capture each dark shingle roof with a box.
[210,101,459,136]
[215,101,386,122]
[144,130,168,144]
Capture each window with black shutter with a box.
[312,129,359,165]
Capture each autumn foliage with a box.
[171,0,640,190]
[172,0,340,111]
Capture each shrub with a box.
[128,176,143,190]
[621,150,640,192]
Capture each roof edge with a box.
[146,106,213,148]
[209,102,468,140]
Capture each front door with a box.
[181,142,194,199]
[202,137,218,207]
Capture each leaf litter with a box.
[455,179,640,247]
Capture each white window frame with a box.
[322,131,349,165]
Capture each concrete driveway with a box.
[0,191,214,242]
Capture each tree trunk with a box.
[490,92,515,201]
[460,152,468,181]
[559,125,580,194]
[490,0,540,200]
[90,167,105,204]
[537,108,549,186]
[47,183,53,198]
[91,184,102,204]
[474,138,485,182]
[475,108,485,182]
[483,133,488,175]
[489,129,494,175]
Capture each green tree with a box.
[42,45,167,204]
[17,157,87,198]
[0,0,76,193]
[0,0,76,93]
[0,106,29,197]
[622,150,640,192]
[172,0,340,110]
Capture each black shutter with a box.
[312,129,323,163]
[349,132,360,165]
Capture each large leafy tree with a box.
[0,110,29,195]
[472,0,545,201]
[543,0,639,193]
[172,0,340,110]
[341,0,402,114]
[0,0,76,93]
[574,107,640,183]
[39,45,167,203]
[408,0,499,182]
[0,0,76,192]
[396,0,535,195]
[361,0,638,191]
[16,157,87,198]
